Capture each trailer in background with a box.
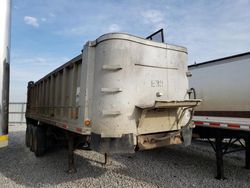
[26,32,201,172]
[0,0,11,148]
[189,52,250,179]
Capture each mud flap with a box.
[181,126,193,146]
[90,133,135,154]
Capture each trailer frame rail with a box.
[193,126,250,179]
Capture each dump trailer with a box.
[0,0,11,148]
[26,32,201,172]
[189,52,250,179]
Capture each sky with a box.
[10,0,250,102]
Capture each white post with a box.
[0,0,11,147]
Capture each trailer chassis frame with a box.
[193,126,250,179]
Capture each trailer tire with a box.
[30,125,35,152]
[33,125,47,157]
[28,124,34,151]
[25,124,30,148]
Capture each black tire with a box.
[30,125,35,152]
[25,124,30,148]
[33,125,47,157]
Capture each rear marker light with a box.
[84,119,91,126]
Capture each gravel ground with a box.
[0,125,249,188]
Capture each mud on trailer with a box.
[25,32,201,172]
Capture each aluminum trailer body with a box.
[0,0,11,148]
[26,33,200,171]
[189,52,250,130]
[189,52,250,179]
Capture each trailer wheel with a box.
[30,125,35,152]
[29,124,34,151]
[25,124,30,148]
[33,126,47,157]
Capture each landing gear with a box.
[25,121,86,173]
[215,132,225,180]
[194,127,250,180]
[245,136,250,169]
[66,132,77,174]
[104,153,110,165]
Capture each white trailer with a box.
[26,32,200,172]
[189,52,250,179]
[0,0,11,148]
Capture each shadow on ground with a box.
[0,130,106,187]
[110,141,250,187]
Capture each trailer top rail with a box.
[189,52,250,68]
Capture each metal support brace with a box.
[103,153,110,165]
[67,132,77,173]
[215,131,225,180]
[245,136,250,169]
